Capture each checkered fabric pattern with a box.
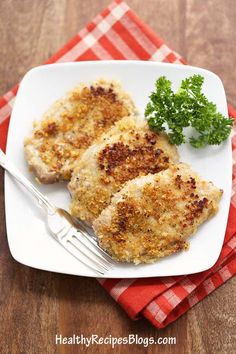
[0,0,235,328]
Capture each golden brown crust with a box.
[24,79,136,183]
[68,116,179,223]
[97,132,171,184]
[93,163,223,264]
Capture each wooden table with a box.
[0,1,235,353]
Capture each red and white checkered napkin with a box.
[0,0,235,328]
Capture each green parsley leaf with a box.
[145,74,233,148]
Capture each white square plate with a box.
[5,61,232,278]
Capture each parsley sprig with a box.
[145,75,233,148]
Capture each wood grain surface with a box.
[0,1,235,353]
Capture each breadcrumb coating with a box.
[24,80,136,183]
[93,163,223,264]
[68,116,179,223]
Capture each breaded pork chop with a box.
[24,80,136,183]
[93,163,222,264]
[68,116,179,223]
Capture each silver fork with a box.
[0,149,113,275]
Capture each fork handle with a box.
[0,149,55,213]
